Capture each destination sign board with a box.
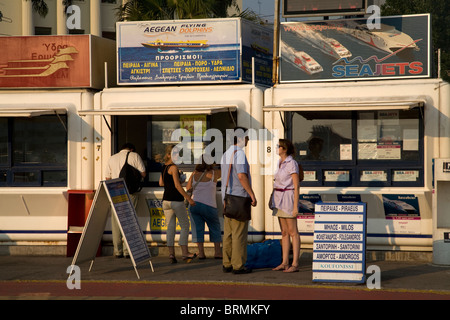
[313,202,366,283]
[117,18,272,86]
[105,179,151,265]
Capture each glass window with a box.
[289,108,423,187]
[357,109,421,162]
[0,171,6,183]
[0,118,7,166]
[0,115,67,187]
[292,111,352,162]
[114,111,236,186]
[13,116,67,165]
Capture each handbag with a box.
[268,189,274,210]
[223,150,252,221]
[119,152,142,194]
[185,170,206,208]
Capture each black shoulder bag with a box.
[119,152,143,194]
[223,150,252,221]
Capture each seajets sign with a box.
[333,61,424,78]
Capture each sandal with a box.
[283,265,299,273]
[169,254,177,264]
[182,253,197,263]
[272,264,289,271]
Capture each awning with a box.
[263,100,425,112]
[0,108,67,117]
[79,105,237,116]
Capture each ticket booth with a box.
[264,79,446,252]
[80,84,266,245]
[263,14,450,256]
[77,18,273,248]
[0,35,115,253]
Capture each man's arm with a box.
[238,173,257,207]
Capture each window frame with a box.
[0,116,68,187]
[287,108,424,187]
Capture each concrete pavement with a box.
[1,249,450,301]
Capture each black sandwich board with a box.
[70,178,153,279]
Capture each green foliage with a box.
[116,0,240,21]
[28,0,48,18]
[381,0,450,81]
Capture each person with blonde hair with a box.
[159,144,196,264]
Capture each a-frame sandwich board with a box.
[70,178,153,279]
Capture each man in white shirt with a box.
[106,143,146,258]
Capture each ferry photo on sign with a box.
[280,14,430,82]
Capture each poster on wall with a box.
[146,198,186,232]
[117,18,272,85]
[280,14,430,83]
[297,194,321,233]
[382,194,421,234]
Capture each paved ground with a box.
[1,252,450,302]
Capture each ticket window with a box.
[287,108,424,187]
[113,111,236,186]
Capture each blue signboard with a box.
[313,202,367,283]
[117,18,272,86]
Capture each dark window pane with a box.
[0,118,7,165]
[292,111,352,162]
[43,170,67,186]
[13,115,67,165]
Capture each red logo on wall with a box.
[0,36,91,88]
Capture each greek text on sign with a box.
[314,242,363,251]
[315,204,364,212]
[314,232,363,241]
[314,223,364,232]
[313,202,367,283]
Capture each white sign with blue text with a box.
[312,202,367,283]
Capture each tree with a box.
[381,0,450,81]
[29,0,74,17]
[116,0,241,21]
[29,0,49,17]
